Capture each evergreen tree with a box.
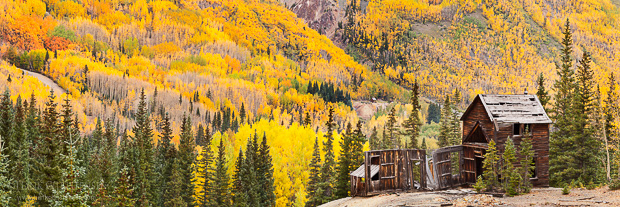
[604,73,618,179]
[102,119,117,186]
[438,95,451,148]
[211,138,231,207]
[232,149,246,207]
[92,180,110,207]
[550,18,577,186]
[570,50,600,184]
[351,121,365,167]
[519,128,535,194]
[536,73,550,110]
[305,137,323,207]
[10,96,32,206]
[449,90,461,146]
[386,107,399,148]
[335,123,353,198]
[402,82,422,148]
[304,111,312,126]
[319,107,336,202]
[0,89,13,147]
[421,137,427,150]
[178,114,196,205]
[34,90,62,207]
[258,133,275,206]
[113,167,135,207]
[131,89,155,206]
[240,103,246,124]
[503,138,519,196]
[194,129,213,207]
[482,140,500,192]
[0,137,12,207]
[240,136,260,206]
[164,159,187,207]
[426,103,440,124]
[369,126,379,150]
[52,138,90,207]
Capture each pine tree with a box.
[232,149,246,207]
[178,114,196,205]
[241,136,260,206]
[306,137,323,207]
[386,107,399,148]
[194,128,213,207]
[113,167,135,207]
[369,126,379,150]
[421,137,427,150]
[164,159,187,207]
[503,138,519,196]
[240,103,246,124]
[131,89,155,206]
[482,140,500,192]
[258,133,275,206]
[304,111,312,126]
[52,138,90,207]
[0,137,12,207]
[605,73,619,179]
[519,128,535,194]
[319,107,336,202]
[10,96,31,206]
[211,138,231,207]
[402,82,422,148]
[438,95,451,148]
[550,18,578,187]
[569,50,600,184]
[426,103,440,124]
[335,123,353,198]
[351,121,365,167]
[536,73,550,110]
[449,90,461,146]
[92,180,110,207]
[34,90,62,207]
[0,89,13,157]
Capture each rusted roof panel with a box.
[350,164,380,178]
[478,94,552,124]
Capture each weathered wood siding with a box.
[462,98,495,142]
[359,149,426,196]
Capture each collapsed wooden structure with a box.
[351,93,552,196]
[350,149,427,196]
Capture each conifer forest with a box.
[1,0,620,206]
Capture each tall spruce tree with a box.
[52,137,90,207]
[605,73,619,179]
[131,89,155,206]
[211,138,231,207]
[570,51,600,184]
[351,121,365,167]
[113,167,135,207]
[165,159,187,207]
[482,140,500,192]
[449,90,461,146]
[178,114,196,205]
[402,82,422,148]
[335,123,353,198]
[550,18,578,186]
[319,107,336,202]
[10,96,32,206]
[386,107,399,148]
[0,136,12,207]
[195,134,213,206]
[519,128,535,194]
[503,138,519,196]
[536,73,550,110]
[306,137,323,207]
[34,90,62,207]
[369,126,379,150]
[232,148,246,207]
[438,95,451,148]
[258,133,275,206]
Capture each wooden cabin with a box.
[350,149,427,196]
[459,94,551,187]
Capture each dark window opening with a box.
[370,156,380,165]
[371,172,379,181]
[513,123,521,135]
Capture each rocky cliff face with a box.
[281,0,346,43]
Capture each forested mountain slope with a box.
[290,0,620,104]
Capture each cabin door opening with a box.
[475,156,484,178]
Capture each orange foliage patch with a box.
[0,16,54,50]
[44,36,72,51]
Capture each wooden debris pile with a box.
[453,194,503,207]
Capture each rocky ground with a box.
[321,187,620,207]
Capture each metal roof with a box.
[461,94,552,124]
[350,164,380,178]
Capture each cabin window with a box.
[513,123,521,135]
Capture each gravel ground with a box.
[320,187,620,207]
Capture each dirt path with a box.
[18,68,65,95]
[321,187,620,207]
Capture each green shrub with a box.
[562,185,570,195]
[609,179,620,190]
